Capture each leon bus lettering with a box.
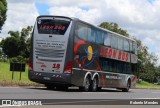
[100,47,129,61]
[40,25,65,30]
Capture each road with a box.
[0,87,160,107]
[0,87,160,99]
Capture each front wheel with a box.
[122,81,130,92]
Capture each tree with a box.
[1,26,33,58]
[0,0,7,32]
[2,36,20,57]
[20,26,33,58]
[99,22,129,37]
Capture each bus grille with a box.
[35,48,65,62]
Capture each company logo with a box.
[1,100,42,106]
[2,100,11,106]
[87,46,93,61]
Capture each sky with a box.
[0,0,160,64]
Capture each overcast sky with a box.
[0,0,160,64]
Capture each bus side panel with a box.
[71,36,103,86]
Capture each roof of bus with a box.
[37,15,136,42]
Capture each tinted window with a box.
[96,30,103,44]
[133,42,136,54]
[37,18,70,35]
[117,61,123,73]
[123,40,129,51]
[118,38,123,50]
[111,36,118,49]
[89,28,96,42]
[77,23,88,40]
[130,41,133,53]
[87,28,92,41]
[104,33,111,47]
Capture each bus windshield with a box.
[37,18,70,35]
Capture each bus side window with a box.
[104,33,111,47]
[117,61,122,73]
[111,36,118,49]
[118,38,123,50]
[96,31,103,44]
[112,60,117,73]
[88,28,95,42]
[130,41,133,53]
[87,28,91,41]
[123,39,129,52]
[133,42,137,54]
[77,24,88,40]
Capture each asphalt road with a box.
[0,87,160,107]
[0,87,160,99]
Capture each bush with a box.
[9,56,28,64]
[0,56,8,62]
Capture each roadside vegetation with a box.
[136,80,160,89]
[0,62,41,86]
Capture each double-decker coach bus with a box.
[29,15,137,92]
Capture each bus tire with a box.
[56,86,68,91]
[79,76,91,92]
[122,79,131,92]
[91,77,98,92]
[97,87,102,91]
[45,84,55,90]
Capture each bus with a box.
[28,15,138,92]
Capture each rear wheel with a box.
[45,84,55,90]
[79,76,91,92]
[91,77,98,92]
[56,86,68,91]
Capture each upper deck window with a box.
[77,23,88,40]
[111,36,118,49]
[104,33,111,47]
[37,18,70,35]
[123,39,129,52]
[96,31,104,44]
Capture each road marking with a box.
[137,98,160,99]
[152,92,160,94]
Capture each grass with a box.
[0,62,42,86]
[136,81,160,89]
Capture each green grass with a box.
[136,81,160,89]
[0,62,41,86]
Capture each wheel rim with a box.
[93,79,97,91]
[85,78,90,90]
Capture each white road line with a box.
[152,92,160,94]
[137,98,160,99]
